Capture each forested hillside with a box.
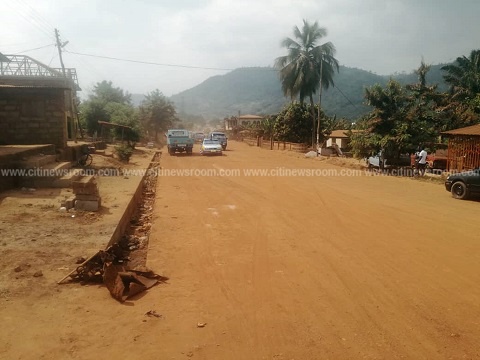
[167,64,450,121]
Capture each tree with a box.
[350,64,446,160]
[90,80,132,105]
[442,50,480,101]
[273,102,334,144]
[440,50,480,127]
[105,103,140,146]
[260,115,276,139]
[79,81,133,135]
[275,20,339,148]
[139,90,178,142]
[405,61,448,141]
[352,80,416,158]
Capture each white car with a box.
[200,139,223,155]
[367,151,410,169]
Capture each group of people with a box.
[414,146,428,176]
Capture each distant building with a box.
[325,129,359,150]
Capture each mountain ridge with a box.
[133,64,450,121]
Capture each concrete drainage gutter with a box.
[57,150,162,292]
[106,150,161,248]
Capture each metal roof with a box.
[329,129,361,138]
[0,54,80,91]
[442,124,480,136]
[0,52,10,62]
[238,114,264,119]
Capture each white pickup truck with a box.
[367,151,410,169]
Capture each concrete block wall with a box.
[0,88,67,149]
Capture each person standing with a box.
[417,146,428,176]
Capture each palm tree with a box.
[275,19,339,148]
[442,49,480,100]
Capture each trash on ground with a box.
[145,310,162,318]
[57,238,168,303]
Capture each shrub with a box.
[114,144,134,162]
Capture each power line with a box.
[333,84,359,110]
[65,45,107,81]
[14,0,56,38]
[17,43,55,53]
[16,0,56,32]
[5,1,52,40]
[64,50,235,71]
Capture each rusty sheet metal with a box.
[103,263,161,302]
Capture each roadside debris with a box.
[103,262,162,302]
[57,237,168,302]
[145,310,162,318]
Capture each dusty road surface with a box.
[146,141,480,360]
[1,140,479,359]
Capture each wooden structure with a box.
[243,136,308,152]
[442,124,480,171]
[98,121,133,142]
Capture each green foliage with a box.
[332,118,352,130]
[79,99,108,135]
[139,90,178,141]
[114,143,134,163]
[442,50,480,100]
[469,94,480,114]
[91,80,132,104]
[351,79,431,158]
[260,115,276,139]
[349,115,375,158]
[350,58,480,160]
[273,102,334,144]
[275,20,339,104]
[79,81,135,135]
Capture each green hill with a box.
[168,64,450,121]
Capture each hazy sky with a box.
[1,0,479,97]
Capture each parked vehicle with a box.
[209,131,228,150]
[444,168,480,200]
[193,132,205,143]
[166,129,194,155]
[367,151,411,169]
[200,139,223,155]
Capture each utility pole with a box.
[54,28,66,76]
[316,58,323,154]
[54,29,80,142]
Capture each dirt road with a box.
[146,141,480,359]
[1,140,479,359]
